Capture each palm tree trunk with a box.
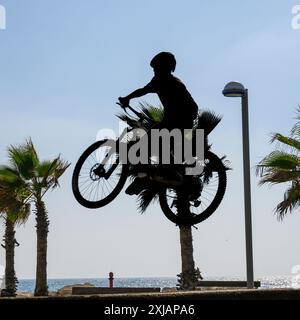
[178,225,198,290]
[177,191,198,290]
[34,199,49,296]
[2,219,17,297]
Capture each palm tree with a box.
[0,139,70,296]
[119,104,223,289]
[256,107,300,219]
[0,181,30,296]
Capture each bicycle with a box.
[72,102,227,225]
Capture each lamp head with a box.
[222,81,246,97]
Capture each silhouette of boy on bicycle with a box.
[72,52,227,224]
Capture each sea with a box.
[3,276,296,293]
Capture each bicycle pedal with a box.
[193,200,201,207]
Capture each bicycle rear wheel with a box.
[72,139,128,208]
[159,151,227,225]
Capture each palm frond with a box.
[275,182,300,219]
[291,106,300,138]
[7,138,39,180]
[0,166,21,184]
[38,158,70,196]
[117,113,141,129]
[137,185,159,213]
[0,180,31,225]
[270,133,300,151]
[2,138,70,201]
[258,170,300,186]
[139,103,164,123]
[256,151,300,175]
[256,107,300,219]
[219,155,232,171]
[4,202,31,226]
[117,103,163,131]
[195,109,222,135]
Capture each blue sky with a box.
[1,0,300,280]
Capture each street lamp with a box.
[223,81,254,289]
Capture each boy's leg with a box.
[125,176,149,195]
[125,130,152,196]
[125,120,165,196]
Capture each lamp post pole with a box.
[241,89,254,289]
[223,82,255,289]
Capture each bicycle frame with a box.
[100,102,204,184]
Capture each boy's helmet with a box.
[150,52,176,72]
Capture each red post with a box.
[109,272,114,288]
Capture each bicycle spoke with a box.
[165,169,221,219]
[76,143,123,204]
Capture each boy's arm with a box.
[127,87,150,100]
[119,87,150,105]
[119,80,155,105]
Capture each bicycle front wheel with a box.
[72,139,128,209]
